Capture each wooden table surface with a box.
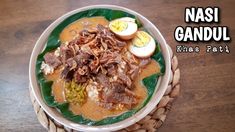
[0,0,235,132]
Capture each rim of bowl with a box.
[29,5,171,132]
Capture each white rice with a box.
[40,61,54,75]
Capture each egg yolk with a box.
[132,31,151,47]
[110,20,128,32]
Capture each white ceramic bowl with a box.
[29,5,171,132]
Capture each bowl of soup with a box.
[29,5,171,131]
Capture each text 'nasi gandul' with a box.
[174,7,230,53]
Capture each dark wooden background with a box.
[0,0,235,132]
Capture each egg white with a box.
[129,35,156,58]
[109,17,137,40]
[114,22,137,36]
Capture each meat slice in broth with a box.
[101,82,137,109]
[44,52,62,68]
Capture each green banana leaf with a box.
[36,8,165,125]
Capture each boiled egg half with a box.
[129,31,156,58]
[109,17,137,40]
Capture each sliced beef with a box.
[61,66,74,80]
[128,63,140,80]
[60,45,74,64]
[61,51,91,81]
[44,52,61,68]
[74,70,87,83]
[99,52,113,64]
[73,52,91,66]
[120,95,137,109]
[112,82,126,93]
[80,44,94,55]
[61,58,77,80]
[106,54,122,65]
[89,57,99,72]
[96,73,110,88]
[100,52,122,66]
[102,82,137,109]
[106,65,116,76]
[66,58,77,70]
[118,71,132,88]
[77,66,89,76]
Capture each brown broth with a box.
[45,68,66,103]
[45,17,160,121]
[70,99,128,121]
[59,16,109,43]
[133,60,160,107]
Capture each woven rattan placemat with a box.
[29,45,180,132]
